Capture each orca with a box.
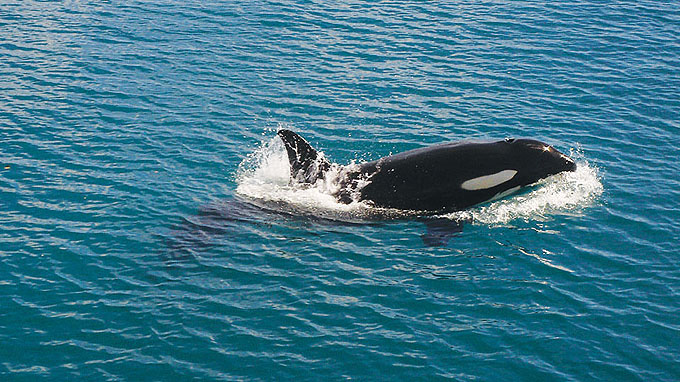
[277,129,576,214]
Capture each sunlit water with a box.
[1,1,679,381]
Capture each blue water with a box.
[2,1,679,380]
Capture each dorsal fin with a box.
[277,129,331,184]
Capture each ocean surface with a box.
[1,1,679,380]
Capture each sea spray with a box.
[237,136,603,225]
[236,136,376,220]
[455,149,603,225]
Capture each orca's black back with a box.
[357,140,521,212]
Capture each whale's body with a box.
[277,130,576,213]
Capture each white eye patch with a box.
[461,169,517,191]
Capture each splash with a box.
[236,137,603,225]
[449,148,603,225]
[235,136,380,221]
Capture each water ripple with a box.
[1,0,679,380]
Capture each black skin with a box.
[167,132,575,252]
[277,130,576,213]
[344,138,576,212]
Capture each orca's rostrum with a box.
[277,129,576,213]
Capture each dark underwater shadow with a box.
[163,197,472,266]
[163,198,266,263]
[162,197,373,265]
[420,217,470,247]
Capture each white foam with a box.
[236,138,603,226]
[235,136,377,221]
[447,149,603,226]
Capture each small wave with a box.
[236,136,603,225]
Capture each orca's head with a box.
[505,138,576,185]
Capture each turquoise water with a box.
[2,1,679,380]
